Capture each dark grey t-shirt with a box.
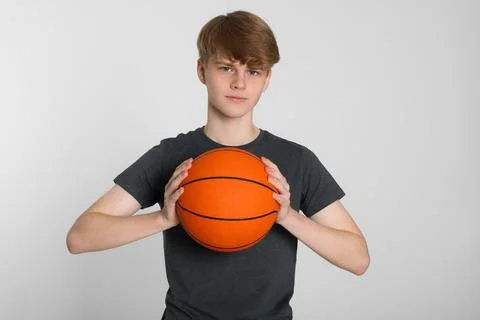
[114,127,345,320]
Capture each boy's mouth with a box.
[226,96,247,102]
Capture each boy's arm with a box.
[262,157,370,275]
[66,184,167,254]
[278,201,370,276]
[66,158,191,254]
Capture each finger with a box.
[165,159,192,191]
[268,175,289,195]
[262,158,286,185]
[166,177,187,202]
[172,158,193,179]
[171,186,185,202]
[165,170,189,198]
[266,167,289,191]
[261,157,279,171]
[265,166,284,182]
[164,186,184,208]
[273,193,291,206]
[267,175,282,192]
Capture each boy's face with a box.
[197,53,271,119]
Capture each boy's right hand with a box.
[157,158,193,230]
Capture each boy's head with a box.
[197,10,280,72]
[196,11,280,120]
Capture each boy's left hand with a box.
[261,157,292,223]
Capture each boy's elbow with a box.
[66,229,84,254]
[353,254,370,276]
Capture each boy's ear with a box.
[197,59,206,84]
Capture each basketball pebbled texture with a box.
[176,147,279,252]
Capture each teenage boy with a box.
[67,10,370,320]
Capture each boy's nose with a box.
[231,73,246,90]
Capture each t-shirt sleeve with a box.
[300,147,346,217]
[113,142,167,209]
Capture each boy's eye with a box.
[219,66,233,72]
[248,70,261,77]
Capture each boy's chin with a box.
[214,106,253,119]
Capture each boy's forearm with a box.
[66,210,166,254]
[278,208,369,275]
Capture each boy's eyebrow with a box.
[212,57,266,70]
[214,58,236,65]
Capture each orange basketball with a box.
[176,147,279,252]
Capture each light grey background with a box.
[1,1,478,319]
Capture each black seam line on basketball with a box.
[176,202,277,221]
[196,148,261,163]
[186,229,266,250]
[181,176,276,192]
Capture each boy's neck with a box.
[203,121,260,147]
